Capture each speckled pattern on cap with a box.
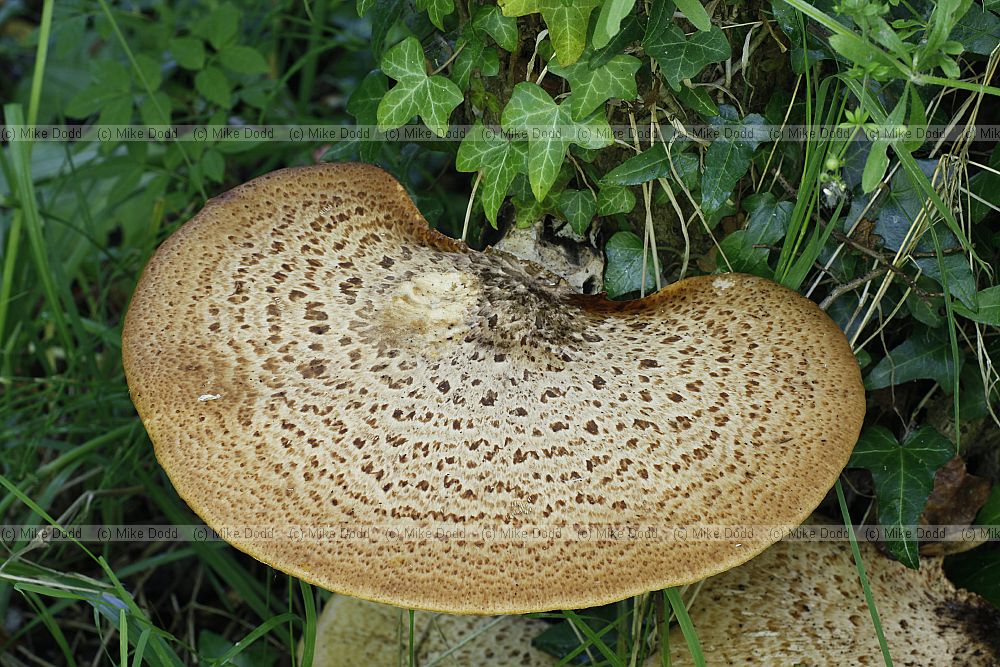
[649,533,1000,666]
[122,162,866,614]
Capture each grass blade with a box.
[835,481,894,667]
[663,589,705,667]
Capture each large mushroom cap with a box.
[306,594,556,666]
[123,162,865,613]
[649,528,1000,665]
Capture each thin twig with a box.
[819,266,889,311]
[430,41,465,76]
[830,230,943,300]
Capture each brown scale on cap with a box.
[122,162,866,614]
[648,530,1000,665]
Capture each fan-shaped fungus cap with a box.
[122,163,865,614]
[306,594,556,666]
[647,527,1000,665]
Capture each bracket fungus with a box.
[307,594,556,666]
[123,163,865,614]
[647,529,1000,665]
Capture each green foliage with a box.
[531,604,625,663]
[700,108,766,218]
[597,184,636,216]
[643,24,730,90]
[347,71,389,161]
[602,145,673,186]
[604,231,658,298]
[377,37,464,137]
[944,486,1000,607]
[452,32,500,91]
[169,37,205,70]
[593,0,638,49]
[549,52,641,121]
[199,630,277,666]
[864,326,958,390]
[673,0,712,32]
[499,0,600,66]
[849,426,955,568]
[953,286,1000,326]
[456,122,528,225]
[718,193,793,277]
[473,4,519,51]
[861,93,905,193]
[558,188,597,234]
[501,82,612,200]
[416,0,455,30]
[342,0,751,244]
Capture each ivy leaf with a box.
[575,111,618,151]
[473,4,518,51]
[604,231,658,298]
[874,162,977,308]
[531,606,622,662]
[918,251,977,309]
[874,159,936,251]
[673,0,711,31]
[456,122,528,225]
[949,6,1000,56]
[371,0,406,59]
[864,325,959,390]
[592,15,645,68]
[501,82,612,201]
[514,193,547,228]
[675,85,718,117]
[558,189,597,234]
[975,484,1000,525]
[952,286,1000,326]
[968,167,1000,223]
[945,538,1000,609]
[643,24,730,90]
[718,193,792,277]
[601,144,671,185]
[549,52,641,121]
[416,0,455,31]
[671,152,701,191]
[499,0,601,66]
[597,184,636,215]
[700,109,767,217]
[347,71,389,161]
[348,71,388,123]
[377,37,463,137]
[741,193,791,245]
[452,32,500,90]
[849,426,954,568]
[592,0,638,49]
